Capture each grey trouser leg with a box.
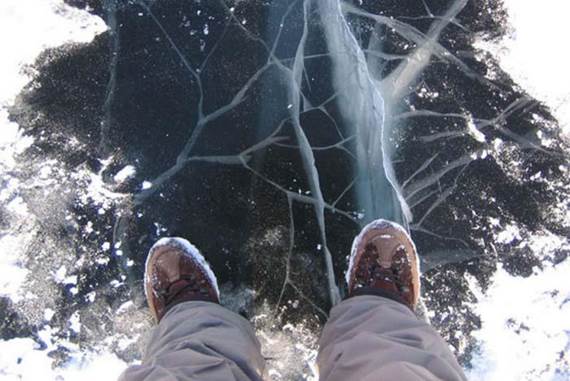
[119,301,265,381]
[317,295,467,381]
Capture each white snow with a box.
[0,0,105,302]
[475,0,570,137]
[116,301,134,315]
[468,3,570,375]
[0,233,30,302]
[495,224,521,244]
[85,291,96,303]
[466,260,570,380]
[0,0,106,105]
[467,114,486,143]
[0,336,126,381]
[114,165,136,183]
[253,306,319,381]
[0,110,34,169]
[54,265,68,283]
[84,163,129,207]
[44,308,56,321]
[0,1,127,379]
[0,325,128,380]
[69,311,81,333]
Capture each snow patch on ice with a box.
[116,301,134,315]
[81,159,129,209]
[0,1,125,377]
[0,0,106,303]
[525,231,568,258]
[0,234,29,302]
[495,224,521,244]
[44,308,56,321]
[0,0,106,105]
[466,260,570,380]
[467,114,486,143]
[253,305,319,381]
[475,0,570,137]
[0,336,126,380]
[114,165,136,183]
[69,311,81,333]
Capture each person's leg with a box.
[318,296,466,381]
[120,301,265,381]
[317,219,466,381]
[119,238,265,381]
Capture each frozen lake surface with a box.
[0,0,568,380]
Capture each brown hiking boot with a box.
[144,237,220,322]
[346,219,420,310]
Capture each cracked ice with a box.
[1,0,569,380]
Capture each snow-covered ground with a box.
[0,1,128,379]
[0,1,106,300]
[0,1,568,380]
[476,0,570,138]
[469,1,570,379]
[466,233,570,380]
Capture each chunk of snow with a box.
[114,165,136,183]
[495,224,521,244]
